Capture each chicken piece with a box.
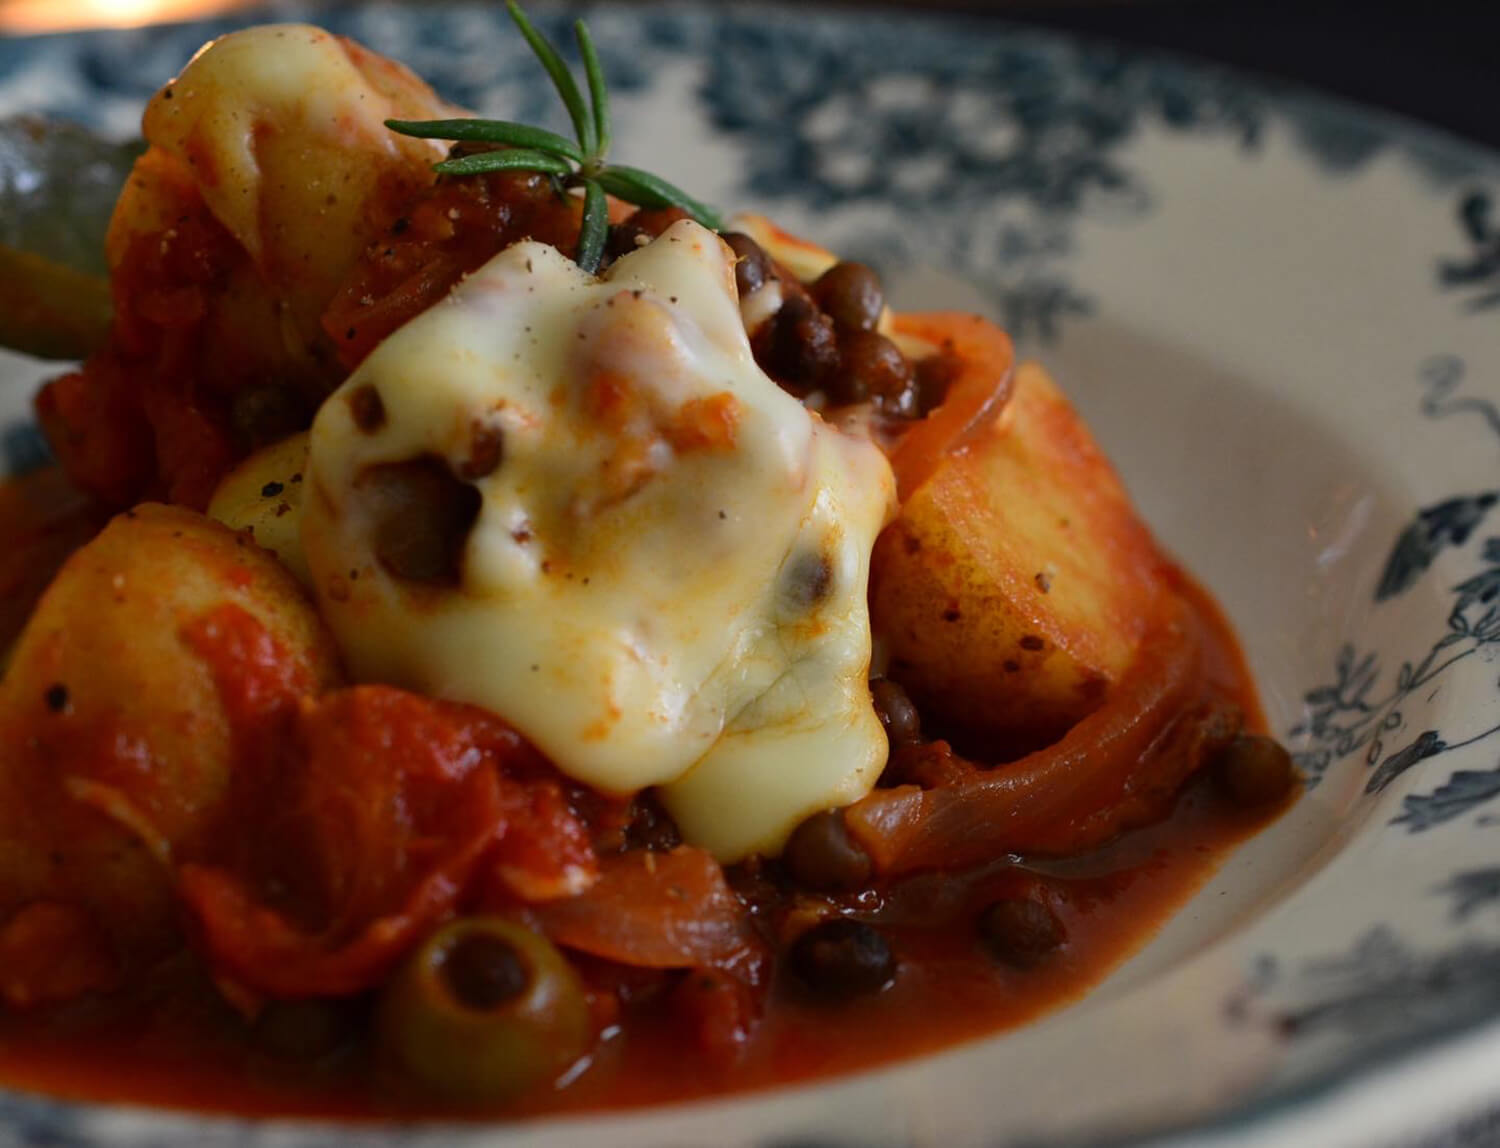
[870,360,1166,754]
[0,504,341,965]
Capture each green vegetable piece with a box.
[0,116,142,274]
[0,246,111,361]
[376,917,591,1103]
[386,4,726,267]
[505,0,595,156]
[433,148,573,179]
[594,165,725,232]
[575,179,608,275]
[0,116,142,360]
[574,19,611,163]
[385,118,583,164]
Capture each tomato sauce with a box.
[0,512,1290,1119]
[0,21,1298,1121]
[0,177,1288,1125]
[0,467,107,652]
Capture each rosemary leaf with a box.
[575,20,611,162]
[433,148,573,178]
[386,3,728,280]
[506,0,596,155]
[576,179,609,275]
[386,118,582,164]
[595,165,724,231]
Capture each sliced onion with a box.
[846,594,1213,874]
[887,312,1015,502]
[533,847,755,970]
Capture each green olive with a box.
[375,917,591,1102]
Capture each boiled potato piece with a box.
[870,360,1165,752]
[208,433,311,587]
[106,25,452,380]
[0,504,341,963]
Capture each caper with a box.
[376,917,591,1102]
[756,294,839,392]
[870,677,922,746]
[787,918,896,1000]
[1212,734,1296,808]
[977,896,1065,969]
[783,808,872,892]
[722,231,774,298]
[812,261,885,332]
[832,329,916,415]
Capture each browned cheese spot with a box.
[360,456,482,587]
[348,384,388,434]
[458,421,505,481]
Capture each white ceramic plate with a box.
[3,5,1500,1146]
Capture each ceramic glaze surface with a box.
[2,5,1500,1146]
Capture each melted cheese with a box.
[139,24,449,267]
[302,221,895,859]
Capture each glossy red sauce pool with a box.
[0,469,1291,1121]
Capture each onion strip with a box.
[846,594,1215,874]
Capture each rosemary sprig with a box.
[387,1,724,274]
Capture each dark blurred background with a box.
[2,0,1498,153]
[991,1,1500,152]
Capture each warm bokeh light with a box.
[0,0,257,33]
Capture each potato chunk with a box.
[0,504,341,963]
[870,360,1164,752]
[207,432,311,587]
[114,25,452,358]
